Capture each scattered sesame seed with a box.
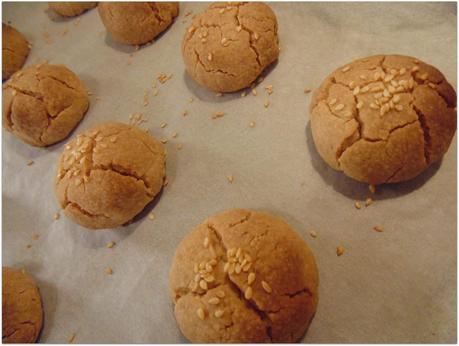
[160,139,168,144]
[341,66,351,73]
[395,104,403,111]
[188,97,194,103]
[106,241,116,249]
[411,66,420,72]
[197,307,206,320]
[328,98,337,106]
[264,100,270,108]
[148,212,155,220]
[261,280,272,293]
[355,201,362,209]
[353,86,360,95]
[247,272,256,285]
[365,198,373,207]
[253,32,259,41]
[214,309,224,318]
[106,267,113,275]
[359,75,367,80]
[370,103,379,110]
[356,101,364,109]
[413,59,419,64]
[336,246,345,256]
[373,225,384,232]
[334,104,345,111]
[236,25,242,32]
[304,88,311,94]
[201,38,207,43]
[26,244,32,249]
[244,286,253,299]
[182,110,189,117]
[252,88,257,96]
[216,290,225,298]
[207,52,213,61]
[27,160,34,166]
[221,37,228,45]
[32,233,40,241]
[348,81,355,88]
[219,8,225,13]
[223,262,230,272]
[203,237,209,248]
[212,111,225,119]
[428,83,437,89]
[160,122,167,128]
[172,132,178,138]
[309,230,317,238]
[249,121,255,128]
[199,280,208,290]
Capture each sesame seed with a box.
[303,87,311,94]
[53,212,60,220]
[264,100,270,108]
[204,274,215,282]
[388,85,396,94]
[236,25,242,32]
[214,309,224,318]
[428,83,437,89]
[226,175,234,183]
[399,67,407,75]
[160,139,168,144]
[348,81,355,88]
[160,122,167,129]
[242,263,251,272]
[384,74,394,82]
[241,91,247,97]
[365,198,373,206]
[199,280,208,290]
[247,272,256,285]
[197,307,206,320]
[194,274,200,282]
[353,86,360,95]
[355,201,362,209]
[328,98,337,106]
[249,121,255,128]
[395,104,403,111]
[106,241,116,249]
[383,89,391,98]
[261,280,272,293]
[392,95,401,103]
[216,291,225,298]
[359,75,367,80]
[336,246,345,256]
[413,59,419,64]
[370,103,378,110]
[106,267,113,275]
[176,143,183,150]
[212,111,225,119]
[221,37,228,45]
[12,89,17,96]
[369,184,376,194]
[412,66,420,72]
[201,38,207,43]
[235,263,242,274]
[207,53,212,61]
[244,286,253,299]
[356,101,364,109]
[148,212,155,220]
[374,72,381,80]
[252,88,257,96]
[208,297,220,305]
[310,230,317,238]
[27,160,34,166]
[219,8,225,13]
[341,66,351,73]
[334,104,345,111]
[361,85,370,93]
[203,237,209,248]
[75,179,82,186]
[373,225,384,232]
[223,262,230,272]
[110,137,117,143]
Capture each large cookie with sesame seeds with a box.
[48,2,97,17]
[98,2,179,45]
[2,63,89,147]
[3,267,43,344]
[54,122,166,230]
[2,23,30,81]
[182,2,280,93]
[310,55,457,185]
[169,209,319,343]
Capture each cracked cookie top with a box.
[170,209,318,343]
[48,2,97,17]
[98,2,179,45]
[182,2,279,92]
[2,63,89,147]
[310,54,457,185]
[54,122,166,230]
[2,23,30,81]
[2,267,43,344]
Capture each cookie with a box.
[2,63,89,147]
[2,23,30,81]
[182,2,280,93]
[310,55,457,185]
[48,2,97,17]
[3,267,43,344]
[98,2,179,45]
[170,209,319,343]
[54,122,166,229]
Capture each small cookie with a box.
[2,23,30,81]
[170,209,319,343]
[54,122,166,229]
[48,2,97,17]
[3,63,89,147]
[98,2,179,45]
[182,2,280,92]
[310,55,457,185]
[3,267,43,344]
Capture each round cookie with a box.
[48,2,97,17]
[3,267,43,344]
[2,23,30,81]
[3,63,89,147]
[98,2,179,45]
[54,122,166,230]
[310,55,457,185]
[182,2,280,93]
[169,209,319,343]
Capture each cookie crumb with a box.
[373,225,384,232]
[212,111,225,119]
[106,241,116,249]
[309,230,317,238]
[53,212,60,220]
[369,184,376,194]
[365,198,373,207]
[106,267,113,275]
[27,160,34,166]
[226,175,234,183]
[148,212,155,220]
[354,201,362,209]
[264,100,270,108]
[304,87,311,94]
[182,110,189,117]
[336,246,345,256]
[67,333,76,343]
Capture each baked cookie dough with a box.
[54,122,166,229]
[170,209,319,343]
[182,2,280,93]
[310,55,457,185]
[3,267,43,344]
[2,23,30,81]
[98,2,179,45]
[48,2,97,17]
[3,63,89,147]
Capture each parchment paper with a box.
[2,2,457,343]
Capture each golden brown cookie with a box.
[2,23,30,81]
[310,55,457,185]
[170,209,319,343]
[98,2,179,45]
[3,63,89,147]
[48,2,97,17]
[3,267,43,344]
[54,122,166,230]
[182,2,280,93]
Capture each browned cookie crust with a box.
[98,2,179,45]
[2,23,30,81]
[48,2,97,17]
[182,2,280,92]
[3,63,89,147]
[310,55,456,185]
[54,122,166,229]
[3,267,43,344]
[170,209,319,343]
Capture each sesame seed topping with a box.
[359,75,367,80]
[370,103,379,110]
[197,307,206,320]
[244,286,253,299]
[261,281,272,293]
[68,333,76,344]
[353,86,360,95]
[334,104,345,111]
[336,246,345,256]
[203,237,209,248]
[253,32,259,41]
[428,83,437,89]
[204,274,215,283]
[216,291,225,298]
[395,104,403,111]
[223,262,230,273]
[247,272,256,285]
[208,297,220,305]
[201,38,207,43]
[328,98,337,106]
[241,91,247,97]
[252,88,257,96]
[392,95,401,103]
[207,53,212,61]
[160,122,167,129]
[199,280,208,290]
[221,37,228,45]
[212,111,225,119]
[214,309,224,318]
[236,25,242,32]
[411,66,419,72]
[304,87,311,94]
[373,225,384,232]
[355,201,362,209]
[399,67,407,75]
[365,197,373,206]
[356,101,364,109]
[341,66,351,73]
[219,8,225,13]
[27,160,34,166]
[361,85,370,93]
[413,59,419,64]
[348,81,355,88]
